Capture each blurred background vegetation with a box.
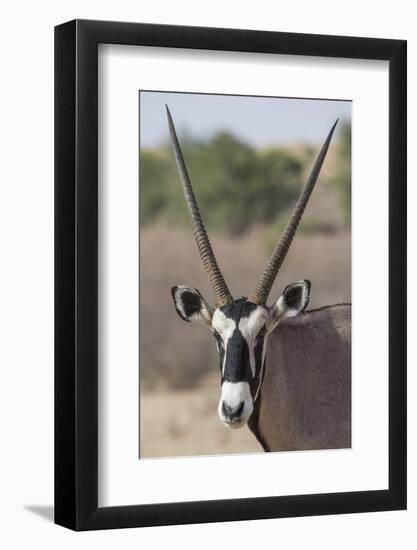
[140,122,351,237]
[333,122,352,226]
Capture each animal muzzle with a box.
[218,381,253,428]
[222,401,244,422]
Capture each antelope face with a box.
[171,280,310,428]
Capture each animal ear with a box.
[268,280,311,330]
[171,285,214,326]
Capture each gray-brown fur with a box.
[248,304,351,451]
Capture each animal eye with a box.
[212,329,222,342]
[255,327,266,342]
[212,330,224,350]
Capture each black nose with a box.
[222,401,244,420]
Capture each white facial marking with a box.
[218,381,253,428]
[212,310,236,374]
[238,308,269,376]
[212,309,236,336]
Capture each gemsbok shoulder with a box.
[166,106,351,452]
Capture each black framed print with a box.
[55,20,406,531]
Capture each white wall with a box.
[0,1,414,548]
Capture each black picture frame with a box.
[55,19,407,531]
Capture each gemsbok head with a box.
[167,106,339,431]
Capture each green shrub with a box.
[140,132,305,236]
[334,121,351,226]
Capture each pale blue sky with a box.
[139,91,351,148]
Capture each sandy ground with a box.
[140,376,262,458]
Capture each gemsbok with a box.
[166,106,351,452]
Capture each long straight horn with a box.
[166,105,233,307]
[249,119,339,305]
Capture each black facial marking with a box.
[212,329,221,342]
[222,328,251,383]
[250,332,267,395]
[220,298,259,322]
[213,330,225,373]
[254,332,266,365]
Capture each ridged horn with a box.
[166,105,234,307]
[249,119,339,305]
